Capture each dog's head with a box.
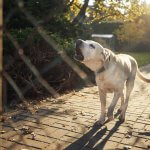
[74,39,109,63]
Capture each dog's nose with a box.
[76,39,83,48]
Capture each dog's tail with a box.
[137,69,150,83]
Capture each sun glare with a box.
[145,0,150,4]
[80,0,150,5]
[80,0,94,6]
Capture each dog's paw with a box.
[93,121,103,128]
[107,115,114,121]
[114,109,122,118]
[107,111,114,121]
[107,107,114,119]
[117,108,122,114]
[96,117,105,126]
[119,114,125,123]
[96,121,104,126]
[119,117,125,123]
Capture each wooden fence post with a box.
[0,0,3,113]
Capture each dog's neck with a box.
[83,59,104,72]
[83,49,115,73]
[95,55,111,75]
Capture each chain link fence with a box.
[2,0,95,112]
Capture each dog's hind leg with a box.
[119,77,135,122]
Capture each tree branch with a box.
[72,0,89,24]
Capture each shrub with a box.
[4,28,76,101]
[115,15,150,51]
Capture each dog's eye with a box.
[89,44,95,49]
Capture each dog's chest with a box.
[95,74,119,93]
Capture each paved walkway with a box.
[0,65,150,150]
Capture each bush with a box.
[4,27,76,57]
[92,21,123,34]
[115,15,150,51]
[4,27,94,105]
[4,28,76,101]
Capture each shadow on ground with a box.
[65,121,123,150]
[138,131,150,137]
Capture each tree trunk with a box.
[73,0,89,24]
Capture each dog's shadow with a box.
[65,120,123,150]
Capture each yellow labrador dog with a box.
[74,39,150,125]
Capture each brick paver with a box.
[0,65,150,150]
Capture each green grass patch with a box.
[120,52,150,67]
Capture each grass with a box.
[119,52,150,67]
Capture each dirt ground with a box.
[0,64,150,150]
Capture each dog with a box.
[74,39,150,125]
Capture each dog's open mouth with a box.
[74,53,84,61]
[74,48,84,61]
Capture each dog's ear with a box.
[102,49,110,61]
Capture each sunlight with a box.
[80,0,150,5]
[80,0,94,5]
[145,0,150,4]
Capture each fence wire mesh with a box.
[2,1,150,150]
[3,0,95,111]
[1,1,97,148]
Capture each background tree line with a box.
[4,0,150,50]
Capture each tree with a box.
[72,0,89,23]
[114,1,150,50]
[115,21,145,48]
[68,0,148,24]
[4,0,67,29]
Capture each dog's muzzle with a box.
[74,39,84,61]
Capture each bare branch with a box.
[73,0,90,24]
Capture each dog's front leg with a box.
[117,93,124,114]
[97,89,106,125]
[107,92,121,120]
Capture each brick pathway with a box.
[0,65,150,150]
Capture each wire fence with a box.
[1,0,95,113]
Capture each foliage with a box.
[87,0,124,23]
[92,21,122,34]
[115,21,145,47]
[66,0,82,21]
[4,0,67,29]
[4,28,80,100]
[4,28,76,58]
[84,0,146,23]
[5,0,149,27]
[115,13,150,51]
[125,0,145,21]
